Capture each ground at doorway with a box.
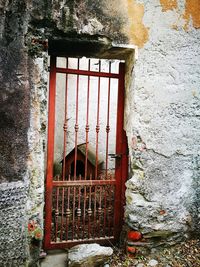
[108,239,200,267]
[40,239,200,267]
[40,250,67,267]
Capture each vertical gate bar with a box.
[72,185,76,240]
[98,185,102,237]
[103,185,107,236]
[62,58,69,181]
[74,59,80,180]
[114,62,125,241]
[77,175,81,239]
[72,59,80,239]
[66,174,71,241]
[84,59,91,180]
[44,56,56,249]
[105,62,112,178]
[88,175,92,238]
[108,185,112,235]
[82,185,87,239]
[93,185,97,237]
[55,176,60,242]
[60,186,65,241]
[60,58,69,241]
[95,60,101,180]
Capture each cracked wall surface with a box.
[0,0,199,265]
[125,0,200,246]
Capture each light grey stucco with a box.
[125,1,200,241]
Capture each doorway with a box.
[44,56,128,249]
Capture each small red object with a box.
[127,246,136,254]
[28,221,35,232]
[127,231,142,241]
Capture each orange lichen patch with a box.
[160,0,177,12]
[183,0,200,30]
[125,0,149,48]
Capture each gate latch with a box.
[108,153,122,159]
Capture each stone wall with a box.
[0,1,47,266]
[125,0,200,249]
[0,0,199,265]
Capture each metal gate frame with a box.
[44,56,128,249]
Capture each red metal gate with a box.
[44,56,128,249]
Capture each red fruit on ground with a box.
[127,231,142,241]
[127,246,136,254]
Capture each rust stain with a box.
[183,0,200,29]
[126,0,149,48]
[159,0,177,12]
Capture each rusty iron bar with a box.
[88,174,92,238]
[84,59,91,180]
[98,185,102,237]
[103,185,107,236]
[72,58,80,242]
[48,237,115,249]
[55,176,60,242]
[82,185,87,239]
[108,185,112,236]
[113,62,126,240]
[66,178,71,241]
[74,59,80,180]
[60,58,69,241]
[105,62,112,178]
[88,185,92,238]
[72,185,76,240]
[52,180,116,187]
[93,184,97,237]
[56,67,119,79]
[60,186,65,241]
[95,60,101,180]
[62,58,69,181]
[77,175,82,239]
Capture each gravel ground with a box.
[108,239,200,267]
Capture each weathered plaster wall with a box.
[0,1,47,266]
[0,1,30,266]
[125,0,200,248]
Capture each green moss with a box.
[143,230,175,239]
[28,42,44,58]
[126,195,133,205]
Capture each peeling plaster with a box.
[160,0,178,12]
[125,0,149,48]
[159,0,200,31]
[183,0,200,29]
